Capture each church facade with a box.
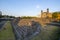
[41,8,52,19]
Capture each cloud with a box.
[36,5,40,8]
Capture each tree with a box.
[52,12,60,22]
[52,12,58,19]
[0,11,2,18]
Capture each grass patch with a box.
[0,21,15,40]
[31,25,60,40]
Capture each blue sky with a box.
[0,0,60,17]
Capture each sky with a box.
[0,0,60,17]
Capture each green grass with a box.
[31,25,60,40]
[0,21,15,40]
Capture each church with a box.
[41,8,52,19]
